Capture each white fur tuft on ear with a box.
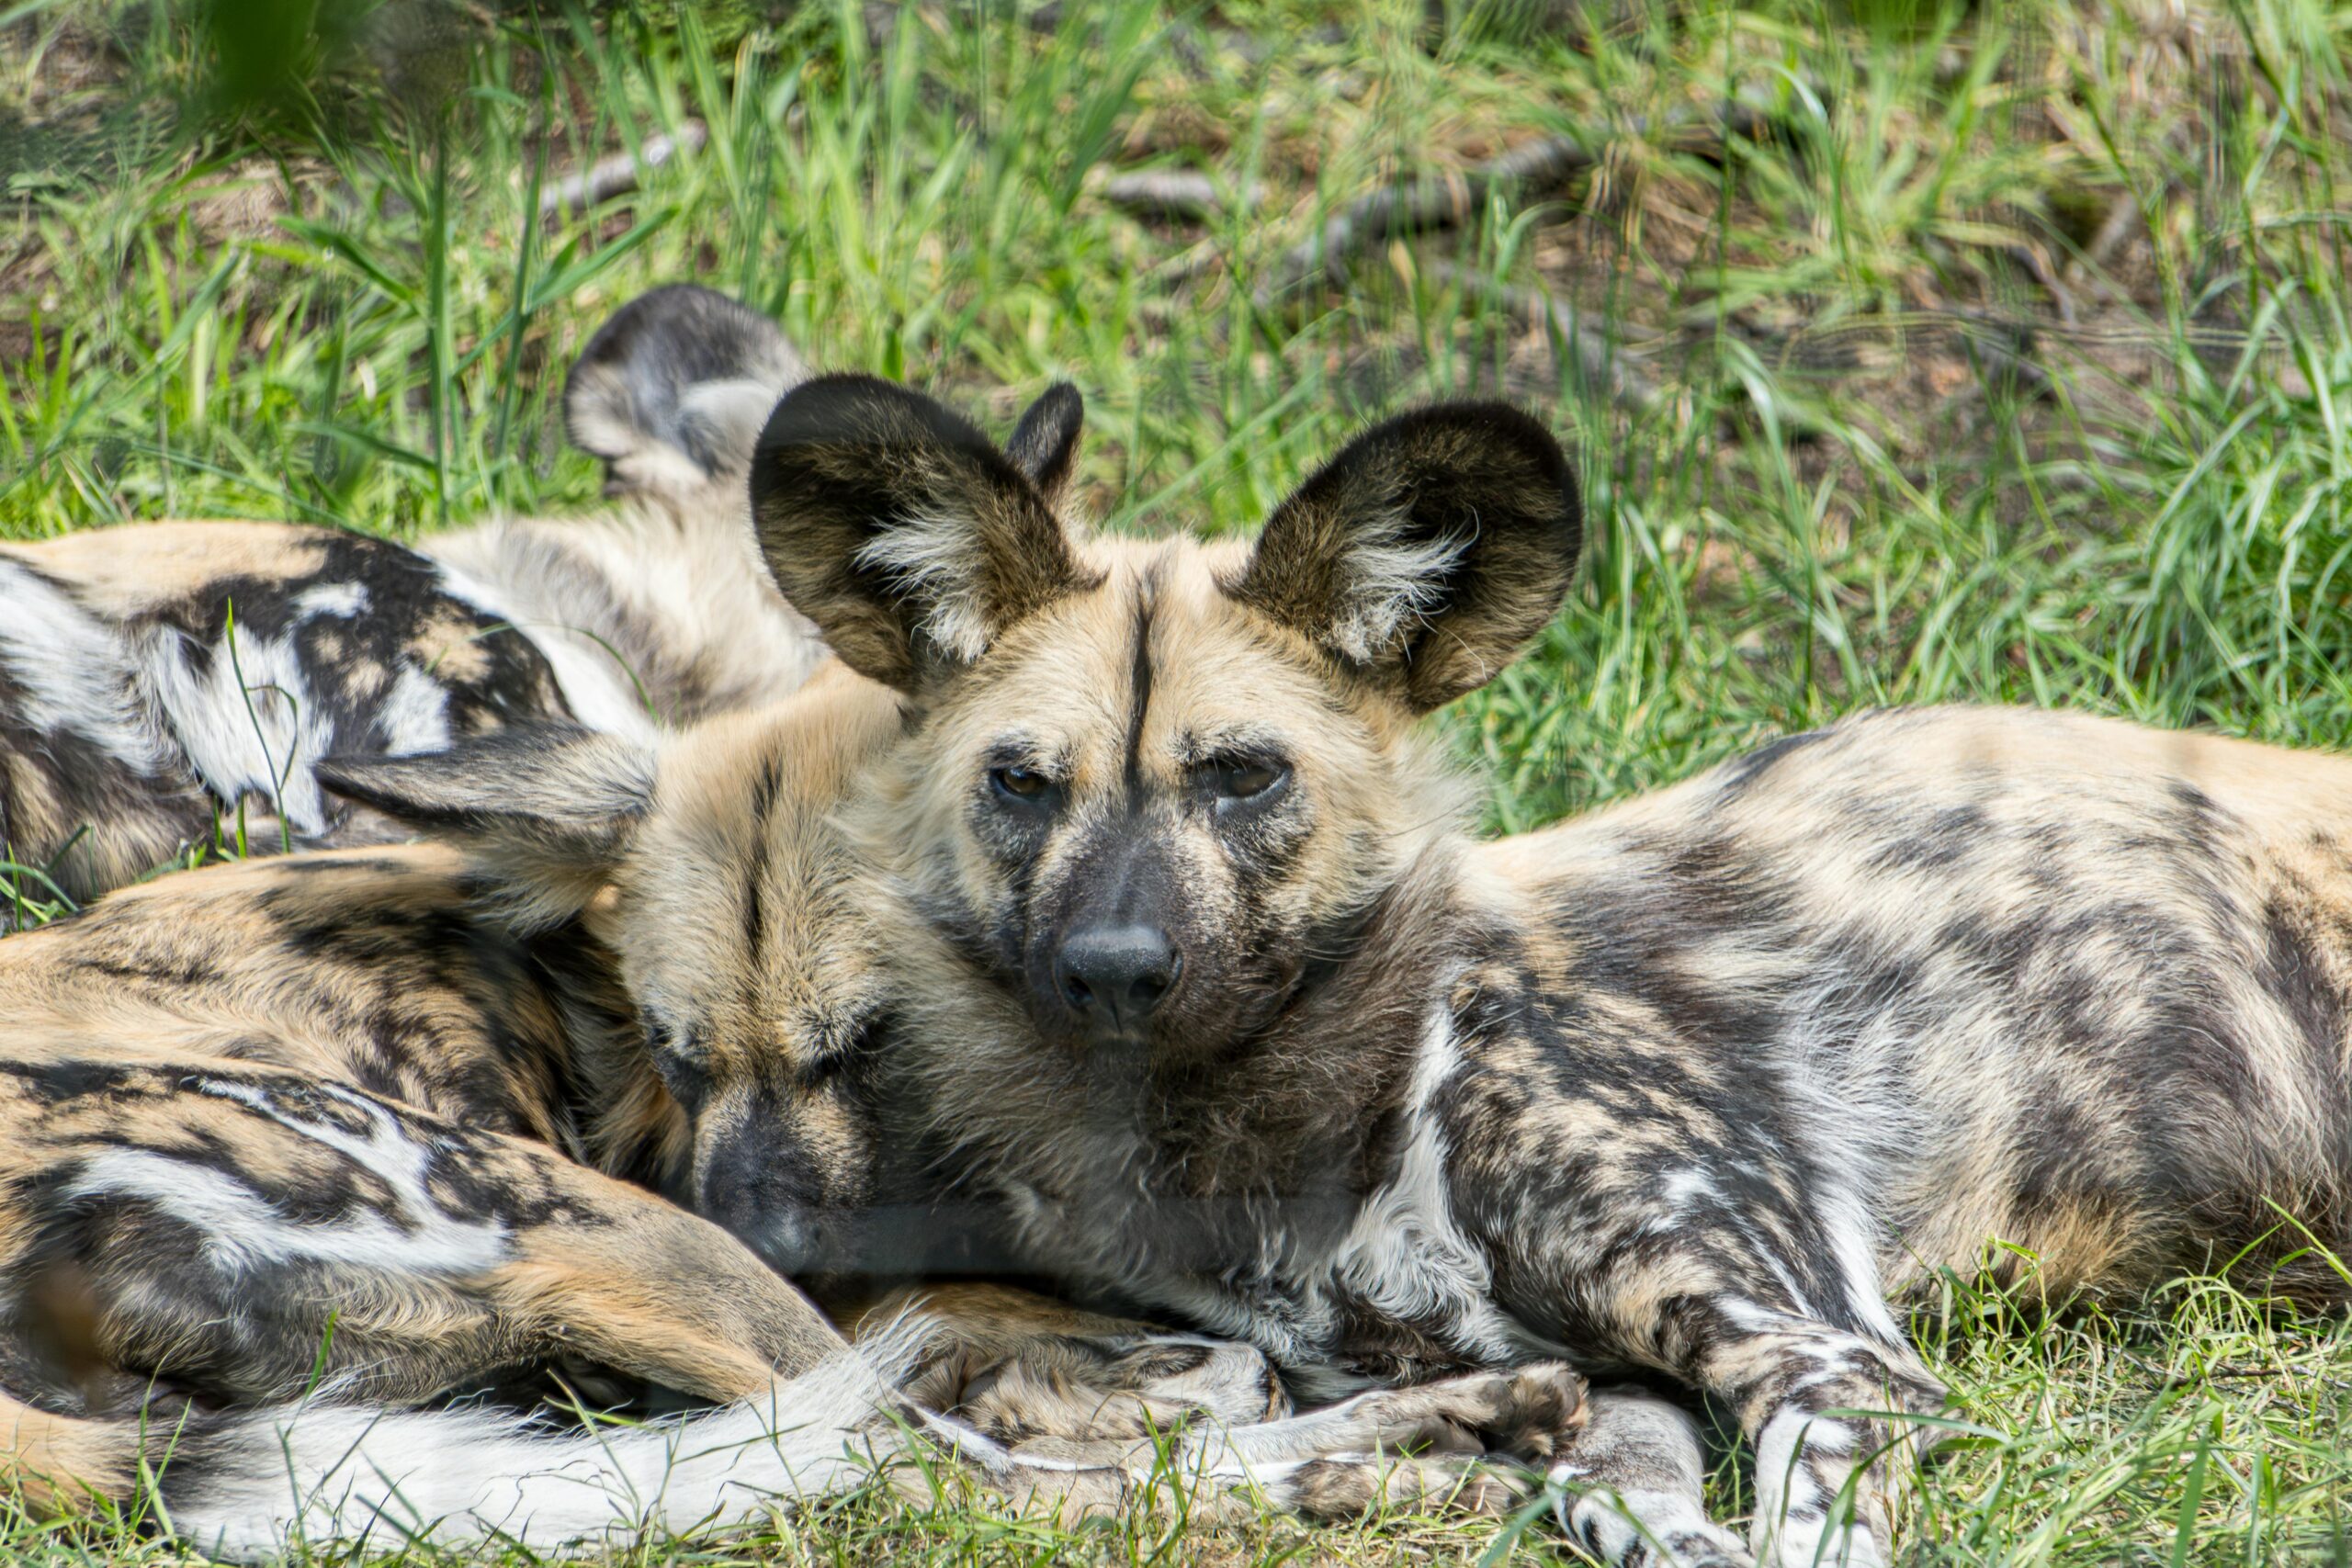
[851,506,1001,663]
[676,378,793,475]
[1230,402,1580,711]
[1322,509,1476,663]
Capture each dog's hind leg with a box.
[9,1056,846,1414]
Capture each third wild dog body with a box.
[733,374,2352,1567]
[0,285,823,901]
[1,668,1590,1555]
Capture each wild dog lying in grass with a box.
[0,660,1590,1556]
[713,374,2352,1568]
[322,674,1744,1568]
[0,284,824,904]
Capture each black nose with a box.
[1056,924,1180,1033]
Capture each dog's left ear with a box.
[1227,403,1581,713]
[319,726,655,930]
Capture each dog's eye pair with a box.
[989,759,1284,806]
[989,764,1057,804]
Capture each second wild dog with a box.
[0,665,1589,1555]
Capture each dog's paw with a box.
[1279,1451,1537,1519]
[1311,1362,1589,1460]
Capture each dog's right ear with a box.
[749,375,1094,693]
[319,726,655,931]
[1228,403,1580,712]
[566,284,808,498]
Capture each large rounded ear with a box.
[566,284,808,497]
[318,725,655,930]
[750,375,1094,693]
[1227,403,1581,712]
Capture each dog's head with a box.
[320,664,906,1280]
[752,377,1581,1069]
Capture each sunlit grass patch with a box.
[5,0,2352,1560]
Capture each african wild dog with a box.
[0,661,1595,1554]
[321,671,1758,1568]
[726,372,2352,1567]
[364,384,1775,1568]
[0,284,825,903]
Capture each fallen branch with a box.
[1428,260,1661,417]
[1946,307,2053,397]
[538,120,707,219]
[2005,239,2076,325]
[1256,102,1775,308]
[2078,186,2148,275]
[1103,170,1265,222]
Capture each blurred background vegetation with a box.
[4,1,2352,1560]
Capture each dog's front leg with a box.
[1665,1299,1945,1568]
[1551,1387,1752,1568]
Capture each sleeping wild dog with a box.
[0,664,1595,1555]
[0,284,825,904]
[705,371,2352,1568]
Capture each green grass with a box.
[6,0,2352,1561]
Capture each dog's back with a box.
[0,286,823,904]
[1485,703,2352,1302]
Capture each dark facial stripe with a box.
[742,752,782,960]
[1121,566,1160,807]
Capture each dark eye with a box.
[1215,758,1288,803]
[989,764,1057,804]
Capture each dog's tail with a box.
[158,1356,931,1560]
[564,284,808,501]
[13,1337,1132,1561]
[12,1342,1544,1558]
[6,1361,915,1556]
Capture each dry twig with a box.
[1256,102,1775,307]
[539,120,707,219]
[1103,170,1265,221]
[1427,260,1661,417]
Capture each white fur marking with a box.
[0,561,169,768]
[1327,511,1472,662]
[854,506,996,662]
[1323,989,1547,1366]
[1821,1184,1905,1346]
[138,623,338,833]
[429,560,661,742]
[73,1081,507,1277]
[377,664,453,755]
[291,581,368,620]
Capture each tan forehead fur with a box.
[853,532,1472,897]
[612,664,904,1066]
[930,535,1449,773]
